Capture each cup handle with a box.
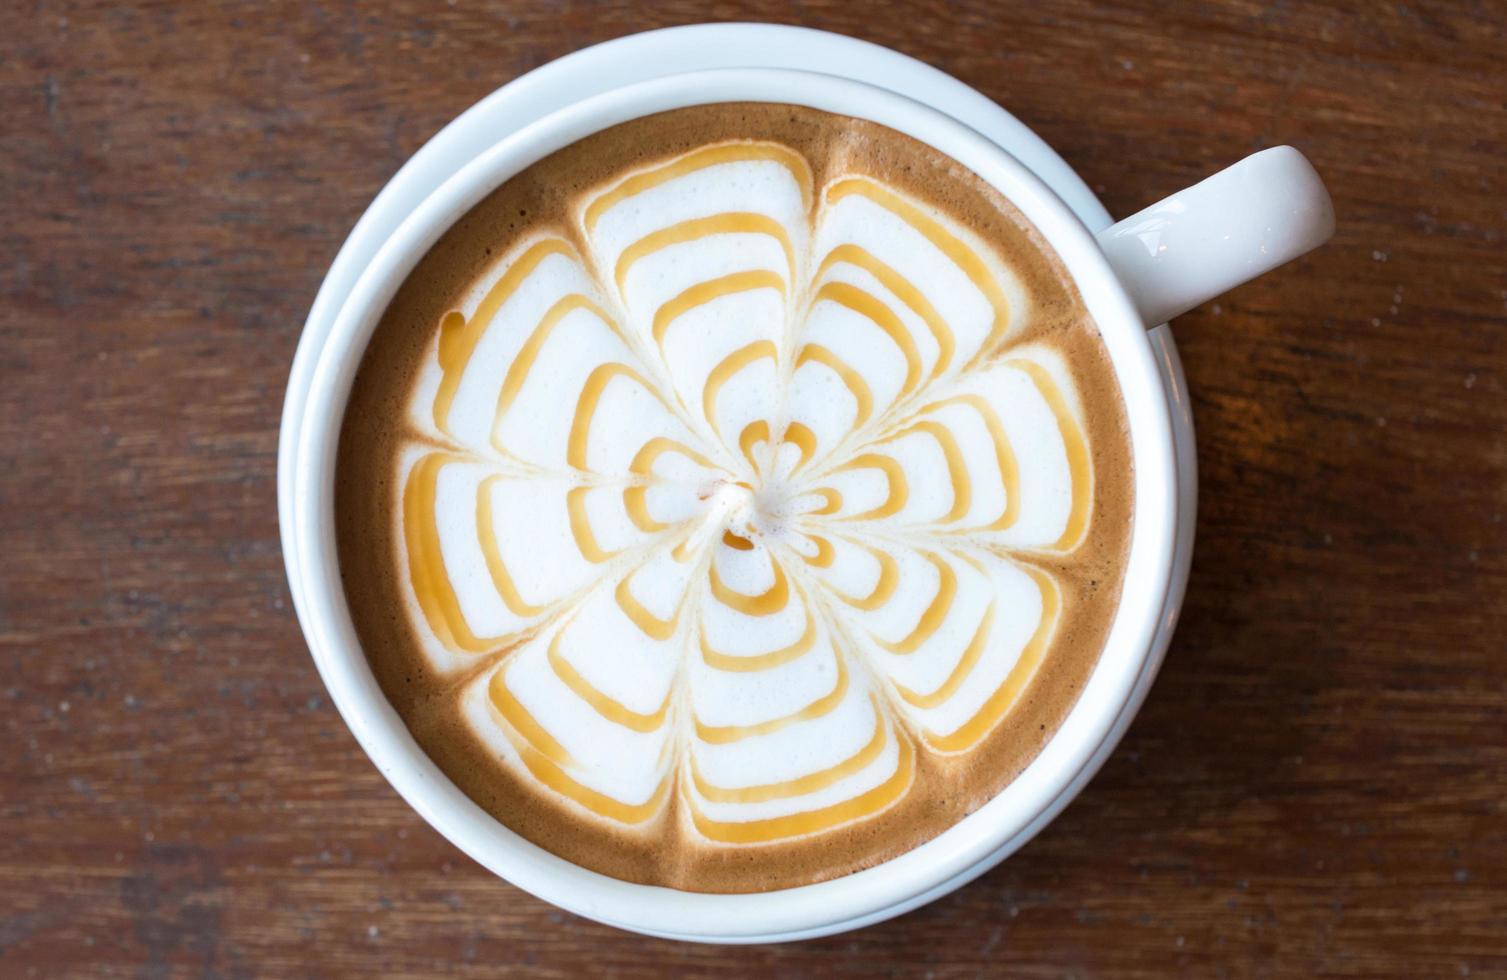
[1095,146,1335,327]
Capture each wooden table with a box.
[5,2,1504,975]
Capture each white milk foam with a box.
[394,144,1094,840]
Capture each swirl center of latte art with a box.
[383,135,1105,854]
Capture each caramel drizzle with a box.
[829,541,900,611]
[829,452,909,522]
[583,142,815,232]
[693,649,850,745]
[617,213,796,295]
[567,363,673,471]
[488,666,573,766]
[488,294,623,455]
[547,625,673,733]
[895,604,995,709]
[1006,359,1093,551]
[489,668,673,823]
[876,420,971,524]
[800,487,843,516]
[923,394,1022,532]
[651,270,787,349]
[623,436,723,533]
[799,534,836,569]
[400,143,1097,843]
[875,552,958,655]
[795,343,874,429]
[699,609,817,672]
[476,475,548,616]
[924,566,1061,753]
[738,420,770,473]
[689,731,914,844]
[825,176,1011,366]
[812,281,922,397]
[614,567,684,642]
[708,552,790,616]
[690,696,888,804]
[404,453,521,653]
[782,421,818,474]
[565,486,619,563]
[703,340,776,436]
[814,244,956,378]
[433,238,576,436]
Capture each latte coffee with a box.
[336,104,1132,892]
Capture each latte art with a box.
[339,105,1132,891]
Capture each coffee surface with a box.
[336,104,1133,892]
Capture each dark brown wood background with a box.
[4,1,1504,976]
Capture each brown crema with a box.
[336,104,1133,892]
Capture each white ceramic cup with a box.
[289,67,1333,943]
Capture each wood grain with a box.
[3,1,1503,976]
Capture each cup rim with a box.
[292,66,1177,941]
